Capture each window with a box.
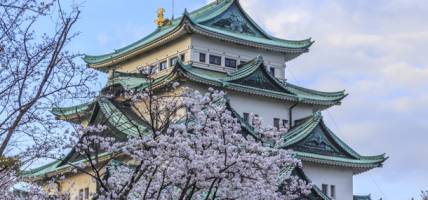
[209,55,221,65]
[170,57,179,66]
[79,189,84,200]
[85,187,89,199]
[282,119,289,128]
[225,58,237,68]
[159,61,167,71]
[274,118,280,129]
[149,65,158,74]
[330,185,336,199]
[322,184,328,195]
[243,113,250,123]
[199,53,206,63]
[253,114,259,125]
[269,67,276,76]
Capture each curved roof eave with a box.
[175,61,340,106]
[50,101,96,123]
[296,151,386,169]
[82,3,313,69]
[102,60,344,107]
[280,113,387,166]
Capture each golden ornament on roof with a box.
[155,8,171,27]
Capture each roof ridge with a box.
[21,160,62,177]
[285,82,346,97]
[83,1,313,68]
[280,111,387,166]
[98,98,149,137]
[101,61,345,106]
[280,112,322,146]
[191,0,234,23]
[224,55,263,78]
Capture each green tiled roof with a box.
[107,72,150,90]
[232,107,386,172]
[279,112,387,171]
[21,160,62,178]
[30,100,383,198]
[22,153,111,180]
[105,57,346,106]
[57,55,346,121]
[23,98,148,179]
[98,98,150,137]
[53,97,151,137]
[83,0,313,68]
[179,58,346,105]
[198,24,312,49]
[295,151,386,169]
[51,101,95,122]
[29,100,331,200]
[48,99,385,174]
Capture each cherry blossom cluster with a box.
[65,85,312,200]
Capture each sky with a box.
[63,0,428,199]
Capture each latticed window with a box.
[150,65,158,73]
[225,58,237,68]
[274,118,280,129]
[159,61,167,70]
[170,57,179,67]
[209,55,221,65]
[282,119,289,128]
[78,188,90,200]
[79,189,84,200]
[243,113,250,123]
[322,184,328,195]
[270,67,276,76]
[330,185,336,199]
[199,53,206,63]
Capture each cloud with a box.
[79,0,428,198]
[239,0,428,199]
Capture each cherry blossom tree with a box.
[58,76,311,199]
[421,190,428,200]
[0,0,97,197]
[1,1,311,199]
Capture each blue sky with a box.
[65,0,428,199]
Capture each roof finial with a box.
[183,8,190,17]
[155,8,171,27]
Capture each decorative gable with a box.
[231,67,286,92]
[291,123,353,158]
[202,2,266,37]
[298,126,341,154]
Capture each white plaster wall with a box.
[111,34,291,78]
[190,34,287,79]
[114,36,192,73]
[107,33,324,125]
[303,162,354,200]
[184,83,315,127]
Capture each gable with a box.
[58,100,137,166]
[202,2,267,38]
[230,67,287,92]
[291,124,353,158]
